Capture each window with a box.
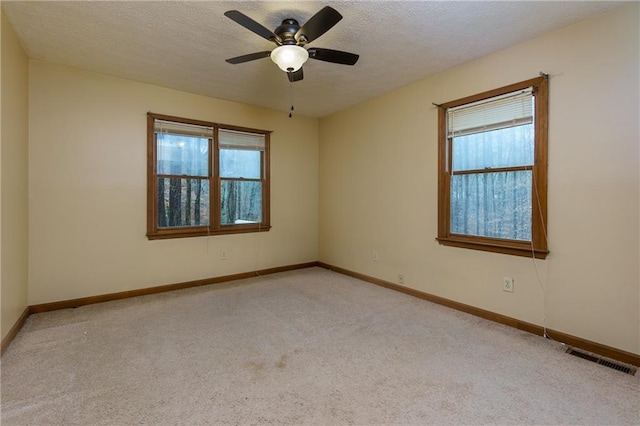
[147,113,270,239]
[437,77,548,258]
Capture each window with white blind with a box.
[437,77,548,258]
[147,113,270,239]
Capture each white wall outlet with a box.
[220,250,228,260]
[502,277,514,292]
[372,251,379,262]
[398,274,405,285]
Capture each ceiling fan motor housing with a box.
[275,19,303,45]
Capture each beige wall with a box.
[319,4,640,354]
[1,10,30,341]
[28,62,318,305]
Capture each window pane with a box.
[220,180,262,225]
[219,149,261,179]
[450,171,532,241]
[157,134,208,176]
[452,124,533,172]
[157,178,210,228]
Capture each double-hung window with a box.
[147,113,270,239]
[437,77,548,258]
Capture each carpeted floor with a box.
[1,267,638,425]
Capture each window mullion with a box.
[452,165,533,176]
[148,130,159,236]
[157,174,205,179]
[445,136,453,236]
[211,129,219,231]
[262,137,270,226]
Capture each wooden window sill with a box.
[437,236,548,259]
[147,225,272,240]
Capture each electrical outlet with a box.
[502,277,514,292]
[372,251,379,262]
[398,274,405,285]
[221,250,228,260]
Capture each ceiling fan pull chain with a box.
[289,79,295,118]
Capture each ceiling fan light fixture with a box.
[270,45,309,72]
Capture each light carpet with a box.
[1,267,638,425]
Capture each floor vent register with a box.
[565,347,636,376]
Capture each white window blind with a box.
[447,88,533,138]
[154,120,214,138]
[219,129,265,151]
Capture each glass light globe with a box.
[270,45,309,72]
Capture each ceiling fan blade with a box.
[295,6,342,43]
[225,51,271,64]
[224,10,281,43]
[287,68,304,83]
[307,48,359,65]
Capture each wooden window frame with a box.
[147,112,271,240]
[437,77,549,259]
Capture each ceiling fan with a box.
[224,6,359,82]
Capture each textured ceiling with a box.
[3,1,624,117]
